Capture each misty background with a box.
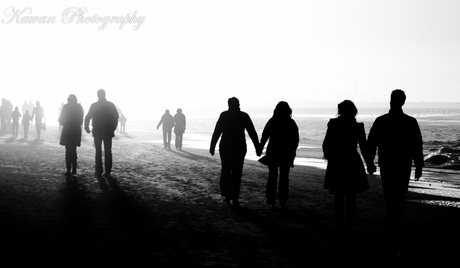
[1,1,460,124]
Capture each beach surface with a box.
[1,125,460,266]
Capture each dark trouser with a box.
[334,193,357,229]
[175,132,183,149]
[94,136,113,175]
[380,166,412,237]
[219,149,246,202]
[65,145,78,173]
[266,165,291,207]
[163,129,172,148]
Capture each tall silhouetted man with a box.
[157,109,174,149]
[367,89,423,251]
[85,89,119,177]
[210,97,260,207]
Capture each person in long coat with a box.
[59,94,84,176]
[322,100,372,230]
[258,101,299,209]
[173,108,186,150]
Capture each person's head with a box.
[177,108,182,113]
[390,89,406,109]
[25,109,29,115]
[337,100,358,119]
[97,89,106,99]
[228,97,240,111]
[14,106,19,111]
[36,101,41,107]
[273,101,292,118]
[67,94,77,104]
[165,109,170,114]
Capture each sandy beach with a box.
[1,124,460,266]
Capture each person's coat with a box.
[59,103,84,147]
[323,117,369,194]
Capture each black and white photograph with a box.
[1,1,460,266]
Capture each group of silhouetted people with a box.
[57,89,119,178]
[157,108,186,150]
[2,88,424,255]
[0,98,46,140]
[210,97,299,208]
[209,90,423,253]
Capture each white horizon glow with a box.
[1,0,460,122]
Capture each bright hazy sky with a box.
[1,0,460,120]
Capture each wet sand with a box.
[1,125,460,266]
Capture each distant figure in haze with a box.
[11,106,21,137]
[119,114,127,133]
[367,89,424,251]
[258,101,299,210]
[0,98,11,133]
[210,97,260,207]
[157,109,174,149]
[59,94,84,176]
[322,100,371,231]
[85,89,119,178]
[22,110,32,138]
[173,108,186,150]
[31,101,45,139]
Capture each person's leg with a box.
[380,167,411,250]
[167,130,172,149]
[36,120,42,139]
[266,165,278,206]
[162,129,167,148]
[70,146,78,174]
[278,165,291,208]
[94,136,103,176]
[345,193,357,230]
[178,133,183,149]
[103,138,113,176]
[334,193,345,229]
[219,151,232,201]
[230,152,246,206]
[65,145,72,174]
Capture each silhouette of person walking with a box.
[367,89,423,251]
[22,110,32,138]
[173,108,186,150]
[84,89,119,177]
[322,100,371,231]
[119,114,127,133]
[11,106,21,137]
[258,101,299,209]
[59,94,84,176]
[157,109,174,149]
[1,98,12,133]
[31,101,45,139]
[210,97,260,207]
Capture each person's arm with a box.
[58,106,65,126]
[357,123,371,169]
[322,120,333,161]
[84,105,93,133]
[365,120,379,175]
[245,114,260,156]
[157,116,163,129]
[112,104,119,131]
[412,119,424,180]
[210,114,223,156]
[259,122,270,155]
